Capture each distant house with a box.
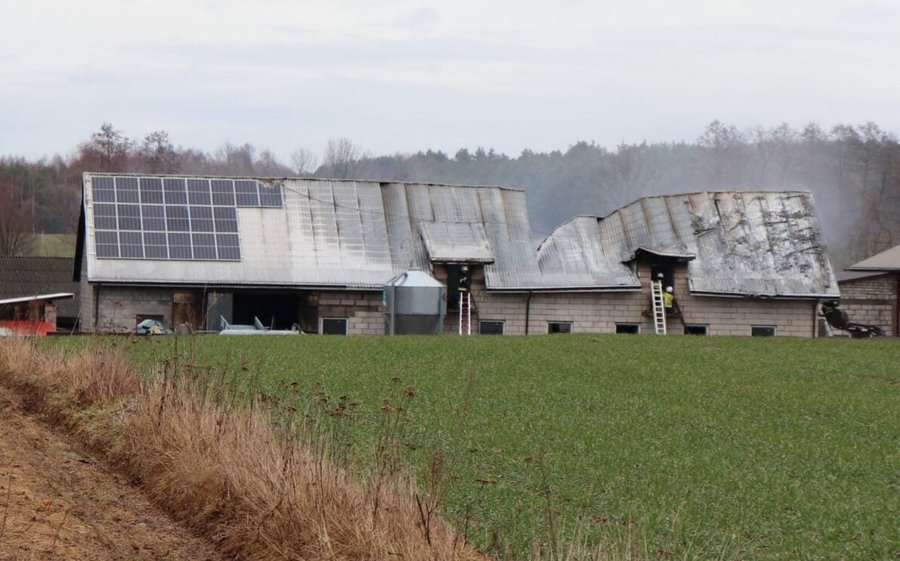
[0,257,79,334]
[75,173,839,337]
[838,244,900,336]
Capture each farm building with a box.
[0,257,79,334]
[836,244,900,337]
[476,190,838,336]
[75,173,838,336]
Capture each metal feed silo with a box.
[384,269,446,335]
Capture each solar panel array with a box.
[91,176,284,261]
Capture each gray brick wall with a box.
[838,274,897,336]
[95,286,174,333]
[83,261,823,337]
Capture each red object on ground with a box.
[0,320,55,336]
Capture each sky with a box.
[3,0,900,164]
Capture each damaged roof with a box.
[536,191,839,298]
[79,174,546,290]
[79,175,839,297]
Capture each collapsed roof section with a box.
[79,174,839,298]
[537,191,839,298]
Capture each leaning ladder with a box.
[651,281,667,335]
[458,292,472,335]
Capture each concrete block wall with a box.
[94,286,174,333]
[838,274,897,336]
[82,264,820,337]
[474,261,817,337]
[316,291,385,335]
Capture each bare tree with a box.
[323,137,363,178]
[0,180,34,256]
[612,141,659,194]
[139,130,179,173]
[290,148,319,176]
[77,122,133,172]
[698,120,748,187]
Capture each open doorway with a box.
[232,292,300,330]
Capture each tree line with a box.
[1,121,898,268]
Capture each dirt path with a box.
[0,386,225,561]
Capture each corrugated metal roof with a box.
[82,174,542,290]
[847,244,900,272]
[81,175,840,297]
[418,222,494,263]
[536,191,839,298]
[0,257,80,317]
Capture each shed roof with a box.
[0,257,80,317]
[536,191,839,298]
[847,244,900,272]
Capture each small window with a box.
[751,325,776,337]
[548,322,573,334]
[479,320,504,335]
[322,318,348,335]
[615,324,640,334]
[684,325,708,336]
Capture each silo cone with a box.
[384,269,447,335]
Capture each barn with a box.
[473,190,838,336]
[75,173,839,336]
[837,244,900,337]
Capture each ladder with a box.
[458,292,472,335]
[651,281,667,335]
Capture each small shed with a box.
[0,257,80,333]
[841,244,900,336]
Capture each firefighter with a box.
[458,266,471,293]
[663,286,674,311]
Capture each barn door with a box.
[172,290,202,330]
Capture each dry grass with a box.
[0,337,482,561]
[0,337,660,561]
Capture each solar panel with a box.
[163,178,187,204]
[235,180,259,206]
[92,176,116,202]
[140,177,164,204]
[211,180,236,206]
[90,175,282,261]
[259,182,283,207]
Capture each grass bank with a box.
[0,337,485,561]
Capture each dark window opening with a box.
[651,265,675,289]
[444,264,473,312]
[322,318,348,335]
[752,326,776,337]
[548,322,573,334]
[684,325,708,336]
[232,292,300,330]
[479,320,504,335]
[615,323,640,334]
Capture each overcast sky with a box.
[3,0,900,163]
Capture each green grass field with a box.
[29,233,77,257]
[56,334,899,560]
